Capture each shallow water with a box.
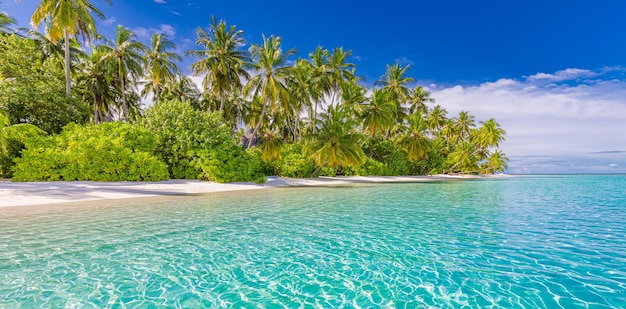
[1,175,625,308]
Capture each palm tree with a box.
[143,33,181,105]
[286,59,319,139]
[361,88,395,137]
[100,25,146,122]
[396,113,432,161]
[339,80,367,118]
[326,47,355,105]
[446,141,477,173]
[454,111,476,140]
[29,0,111,95]
[408,86,435,114]
[474,118,506,149]
[378,63,414,122]
[427,104,448,132]
[484,150,508,174]
[0,109,46,154]
[0,7,15,34]
[308,46,330,122]
[378,63,414,102]
[304,105,364,177]
[186,16,250,113]
[162,73,201,104]
[243,34,296,147]
[76,47,115,124]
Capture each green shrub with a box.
[12,122,168,181]
[262,142,335,178]
[142,100,265,183]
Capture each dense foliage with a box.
[142,99,265,183]
[0,34,90,133]
[0,3,509,182]
[12,122,168,181]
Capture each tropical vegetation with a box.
[0,3,508,182]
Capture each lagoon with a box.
[1,175,625,307]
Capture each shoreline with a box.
[0,174,499,208]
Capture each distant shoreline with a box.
[0,175,502,208]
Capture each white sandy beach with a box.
[0,175,487,208]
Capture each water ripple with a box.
[1,175,625,308]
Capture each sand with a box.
[0,175,486,208]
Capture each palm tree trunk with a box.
[248,101,267,148]
[310,158,328,178]
[94,96,99,124]
[64,29,71,96]
[121,78,128,122]
[219,91,225,112]
[312,101,318,133]
[155,83,160,105]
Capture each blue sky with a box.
[3,0,626,173]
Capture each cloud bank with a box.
[429,67,626,173]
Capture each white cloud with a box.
[154,0,166,3]
[102,17,116,26]
[428,68,626,173]
[526,68,596,82]
[132,24,176,40]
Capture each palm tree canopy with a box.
[30,0,110,42]
[144,33,181,103]
[409,85,435,114]
[378,63,414,103]
[100,25,146,121]
[0,9,15,34]
[361,88,395,136]
[396,113,432,161]
[243,34,296,137]
[0,109,46,154]
[186,16,249,104]
[304,105,364,171]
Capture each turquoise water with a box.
[1,175,625,308]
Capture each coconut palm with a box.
[76,47,115,124]
[339,80,367,118]
[304,105,364,177]
[409,85,435,114]
[484,150,508,174]
[446,141,477,173]
[259,130,284,161]
[186,16,249,113]
[378,63,414,102]
[326,47,355,105]
[100,25,146,122]
[0,8,15,34]
[396,113,432,161]
[286,59,319,138]
[0,109,46,154]
[427,104,448,132]
[143,33,181,105]
[308,46,331,121]
[162,73,201,104]
[474,118,506,149]
[377,63,414,122]
[454,111,476,140]
[361,88,395,137]
[29,0,111,95]
[243,34,296,147]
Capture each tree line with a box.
[0,1,508,180]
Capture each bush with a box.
[12,122,168,181]
[0,34,91,134]
[262,142,335,178]
[142,100,265,183]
